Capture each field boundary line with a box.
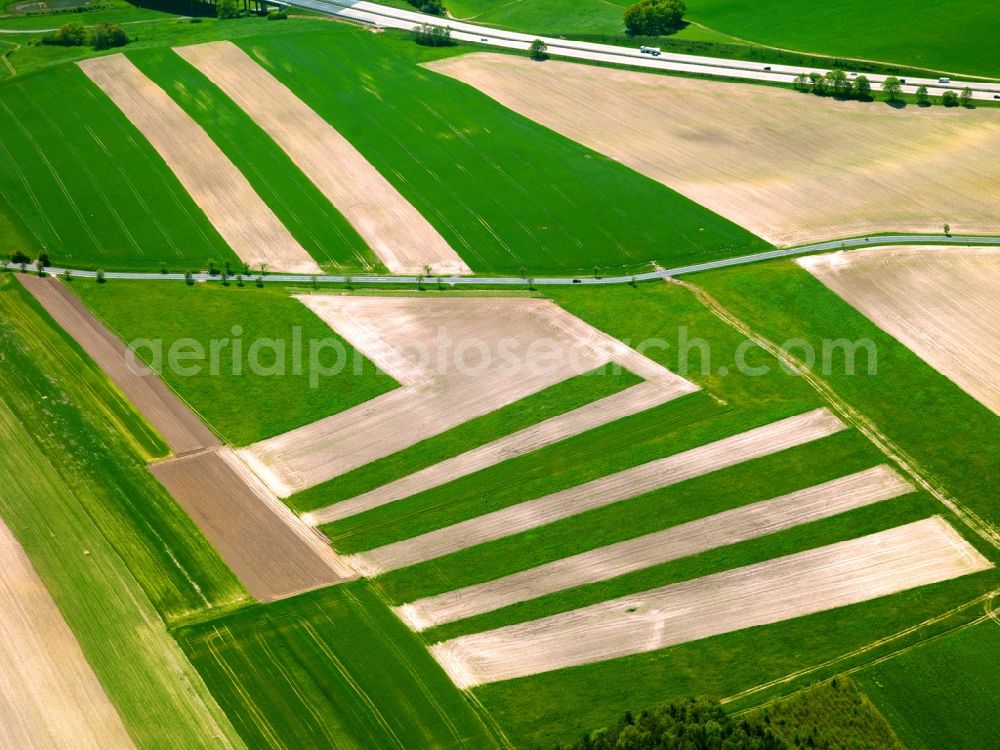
[676,278,1000,552]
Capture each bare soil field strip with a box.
[17,275,219,455]
[428,54,1000,246]
[175,41,470,276]
[77,55,322,275]
[308,377,696,525]
[431,516,992,688]
[0,520,134,749]
[150,447,354,602]
[347,408,845,575]
[800,246,1000,415]
[396,465,913,630]
[240,295,688,497]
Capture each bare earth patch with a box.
[397,465,912,631]
[800,245,1000,415]
[347,408,846,575]
[78,54,321,274]
[176,41,470,276]
[240,295,692,497]
[431,517,992,688]
[427,54,1000,246]
[0,520,134,749]
[308,378,691,525]
[17,275,219,456]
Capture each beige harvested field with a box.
[150,447,354,601]
[0,520,134,749]
[800,245,1000,415]
[348,408,845,575]
[428,54,1000,246]
[176,41,470,276]
[17,275,219,456]
[78,55,321,274]
[308,377,694,525]
[432,517,992,688]
[241,295,689,497]
[397,465,912,631]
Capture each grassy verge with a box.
[72,280,398,446]
[0,274,247,747]
[0,63,238,271]
[855,617,1000,749]
[289,365,643,513]
[129,47,383,274]
[174,582,507,749]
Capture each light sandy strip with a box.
[241,295,686,497]
[307,377,695,525]
[347,407,845,575]
[431,516,992,688]
[396,465,913,630]
[0,520,135,749]
[77,54,322,275]
[176,41,470,276]
[800,246,1000,416]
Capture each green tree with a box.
[808,71,827,95]
[96,269,106,284]
[529,38,547,61]
[624,0,686,36]
[89,22,128,50]
[52,22,86,46]
[882,76,902,102]
[792,73,809,92]
[217,0,240,19]
[942,90,959,106]
[853,75,872,99]
[826,69,850,97]
[960,86,974,107]
[944,223,951,235]
[915,84,930,105]
[184,271,194,286]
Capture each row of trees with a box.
[793,70,975,106]
[413,23,453,47]
[624,0,686,36]
[40,21,128,50]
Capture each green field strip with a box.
[423,491,936,642]
[129,48,383,274]
[443,0,630,36]
[693,261,1000,535]
[376,429,881,603]
[321,390,737,551]
[72,280,399,446]
[0,278,247,748]
[232,26,767,275]
[289,365,643,513]
[0,64,238,271]
[855,618,1000,749]
[477,567,1000,748]
[174,583,506,750]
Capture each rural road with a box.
[22,235,1000,286]
[282,0,1000,101]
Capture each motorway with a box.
[24,235,1000,286]
[282,0,1000,102]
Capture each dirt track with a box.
[348,408,846,575]
[17,274,219,456]
[800,245,1000,415]
[396,465,912,630]
[308,377,696,525]
[428,54,1000,246]
[241,295,688,497]
[176,41,470,276]
[150,448,354,601]
[78,55,321,274]
[0,520,134,749]
[431,517,992,688]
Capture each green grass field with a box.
[856,618,1000,749]
[236,26,767,275]
[0,63,238,271]
[174,583,507,749]
[0,274,248,748]
[129,47,383,273]
[72,280,399,446]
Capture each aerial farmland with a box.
[0,0,997,748]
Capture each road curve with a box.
[17,235,1000,287]
[282,0,1000,101]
